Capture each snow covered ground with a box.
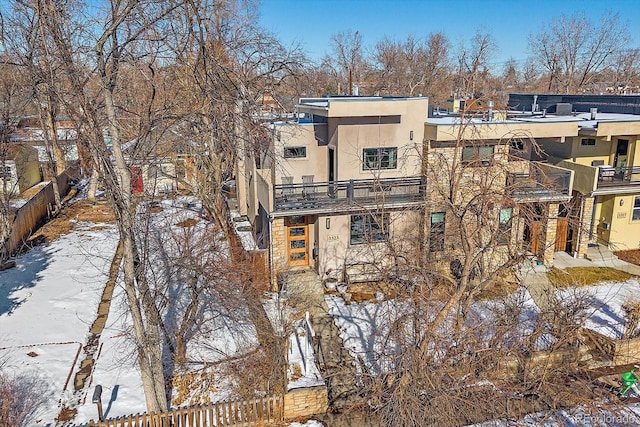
[558,279,640,339]
[1,196,324,426]
[0,221,122,425]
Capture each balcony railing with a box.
[507,163,572,200]
[597,166,640,187]
[273,176,425,212]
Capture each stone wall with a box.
[283,386,328,420]
[614,337,640,365]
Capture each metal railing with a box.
[273,176,425,212]
[507,162,572,198]
[597,165,640,187]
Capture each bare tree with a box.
[322,30,367,95]
[528,12,629,93]
[454,29,496,98]
[372,33,451,101]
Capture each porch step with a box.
[585,244,619,263]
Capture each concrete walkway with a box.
[516,259,556,313]
[281,269,363,411]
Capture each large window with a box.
[430,212,445,251]
[284,146,307,158]
[498,208,513,245]
[363,147,397,170]
[350,213,389,245]
[633,196,640,221]
[462,145,494,166]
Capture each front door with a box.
[286,215,309,266]
[615,139,629,171]
[555,204,569,252]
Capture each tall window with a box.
[363,147,397,170]
[498,208,513,245]
[633,196,640,221]
[462,145,494,166]
[350,213,389,245]
[284,146,306,158]
[430,212,445,251]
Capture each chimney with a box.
[590,108,598,120]
[487,100,494,121]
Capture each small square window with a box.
[581,138,596,146]
[284,146,306,158]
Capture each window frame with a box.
[283,146,307,159]
[633,196,640,221]
[429,212,446,252]
[581,138,596,147]
[362,147,398,170]
[461,145,495,166]
[350,213,389,245]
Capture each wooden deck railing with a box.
[75,395,284,427]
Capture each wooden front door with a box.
[286,215,309,266]
[528,222,541,255]
[555,218,569,252]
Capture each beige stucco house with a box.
[236,96,429,283]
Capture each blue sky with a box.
[259,0,640,70]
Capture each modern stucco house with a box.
[235,96,585,286]
[236,96,429,284]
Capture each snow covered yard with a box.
[1,197,323,426]
[0,221,120,425]
[558,278,640,339]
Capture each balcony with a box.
[273,176,425,214]
[507,162,573,202]
[597,166,640,188]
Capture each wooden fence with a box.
[78,395,284,427]
[3,167,76,257]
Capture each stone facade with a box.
[576,195,595,259]
[283,386,328,420]
[270,217,286,289]
[543,202,559,266]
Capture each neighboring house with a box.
[236,96,429,283]
[11,116,79,166]
[424,112,576,267]
[0,143,41,195]
[510,94,640,253]
[124,129,196,196]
